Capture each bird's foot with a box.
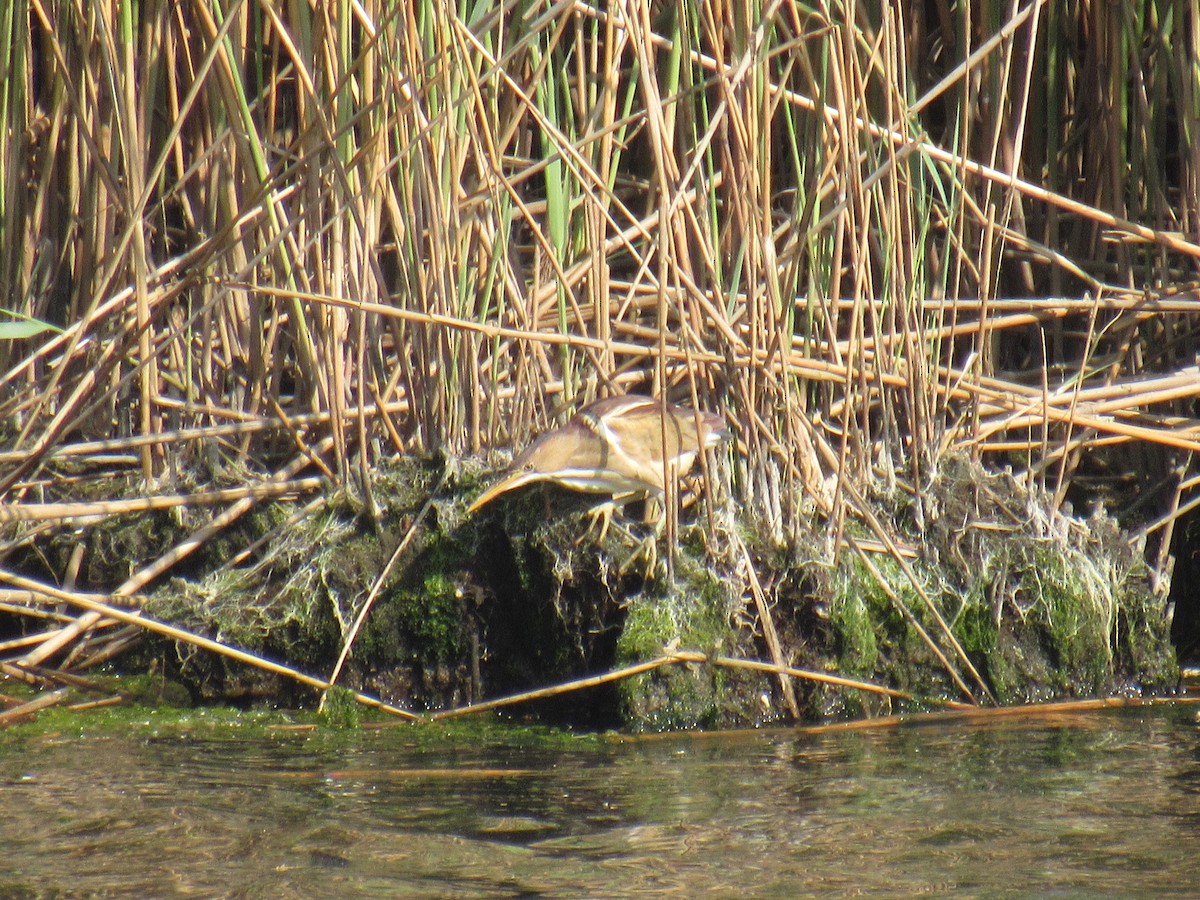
[579,500,622,546]
[576,502,661,578]
[617,532,660,579]
[617,509,667,579]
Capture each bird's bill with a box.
[466,471,542,513]
[467,468,652,514]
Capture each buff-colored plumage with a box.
[468,394,727,514]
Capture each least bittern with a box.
[469,394,728,567]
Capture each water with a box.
[2,704,1199,897]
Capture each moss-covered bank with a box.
[0,452,1179,729]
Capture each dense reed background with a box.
[2,0,1199,585]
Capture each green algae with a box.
[0,688,613,756]
[815,454,1178,712]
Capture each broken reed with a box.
[2,0,1199,559]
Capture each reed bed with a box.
[1,0,1197,722]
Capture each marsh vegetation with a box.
[1,1,1196,726]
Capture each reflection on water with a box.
[2,706,1199,897]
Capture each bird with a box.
[468,394,728,557]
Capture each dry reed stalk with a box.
[0,688,70,727]
[732,532,801,718]
[1142,473,1200,542]
[749,21,1200,267]
[430,655,680,721]
[0,633,60,654]
[0,592,84,619]
[848,540,979,704]
[13,442,335,668]
[0,478,325,524]
[794,695,1200,736]
[431,646,958,723]
[65,695,127,712]
[64,627,143,673]
[4,661,116,696]
[669,652,972,707]
[123,440,336,596]
[948,374,1200,454]
[249,283,726,369]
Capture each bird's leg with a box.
[579,499,619,545]
[617,496,665,579]
[617,533,658,578]
[578,493,641,546]
[575,494,661,578]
